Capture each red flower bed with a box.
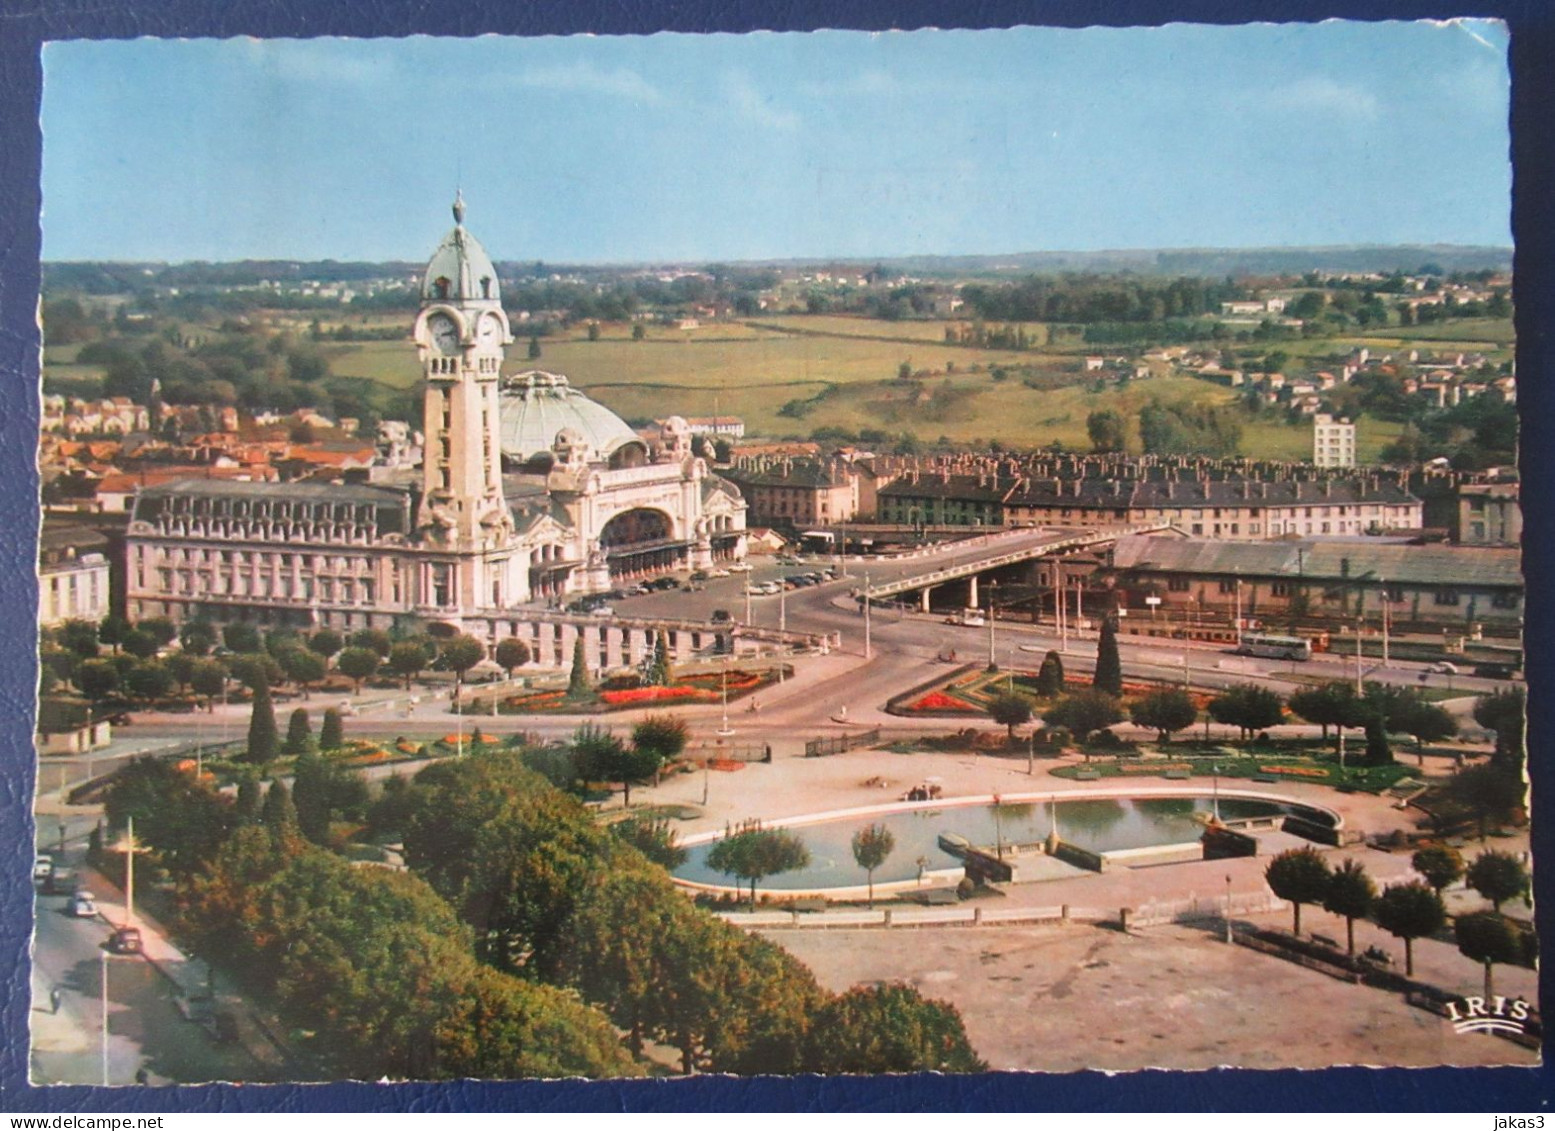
[907,691,981,713]
[600,685,709,706]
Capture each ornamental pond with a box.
[673,793,1337,891]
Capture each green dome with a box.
[498,371,641,463]
[422,193,500,304]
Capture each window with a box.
[1191,523,1203,535]
[1271,582,1291,597]
[1168,578,1191,592]
[1434,589,1460,606]
[1491,593,1519,609]
[1217,579,1237,594]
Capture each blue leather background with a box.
[2,0,1550,1112]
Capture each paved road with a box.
[28,845,265,1085]
[58,546,1512,758]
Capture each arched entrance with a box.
[599,508,686,579]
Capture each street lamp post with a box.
[717,657,735,738]
[100,950,110,1086]
[863,573,872,661]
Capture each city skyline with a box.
[41,20,1511,264]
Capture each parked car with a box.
[688,570,710,582]
[589,605,616,618]
[69,890,97,918]
[33,855,53,883]
[710,609,733,623]
[1474,661,1519,680]
[728,561,753,573]
[107,927,143,955]
[45,866,77,896]
[1428,661,1459,675]
[709,568,731,578]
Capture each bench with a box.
[1073,769,1102,781]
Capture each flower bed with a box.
[906,690,982,714]
[1258,764,1329,778]
[600,685,709,706]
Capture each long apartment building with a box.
[877,471,1421,540]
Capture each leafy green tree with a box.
[283,707,313,756]
[494,637,531,677]
[1455,911,1524,1001]
[263,627,304,658]
[1363,715,1393,766]
[1042,689,1124,741]
[528,335,541,360]
[246,677,279,764]
[308,629,343,661]
[1322,858,1376,955]
[707,821,811,909]
[1411,845,1464,895]
[121,629,160,660]
[1449,763,1525,840]
[1035,650,1065,697]
[1466,850,1528,912]
[98,614,132,654]
[229,651,284,691]
[1372,881,1446,976]
[1093,616,1123,696]
[102,755,233,880]
[292,749,368,845]
[609,816,687,870]
[599,734,666,808]
[57,619,100,658]
[647,630,672,686]
[431,964,641,1080]
[179,620,217,657]
[1130,687,1198,743]
[1474,687,1526,774]
[1264,846,1332,935]
[851,823,895,908]
[631,714,688,769]
[566,636,592,699]
[222,621,262,654]
[350,627,393,658]
[388,641,430,690]
[124,659,173,703]
[1397,700,1457,756]
[441,634,486,696]
[1288,681,1363,742]
[1208,683,1285,740]
[987,691,1033,739]
[165,651,197,693]
[189,659,227,712]
[139,616,178,648]
[278,647,326,699]
[1086,409,1127,453]
[803,984,986,1074]
[320,706,345,751]
[336,646,379,693]
[234,774,263,825]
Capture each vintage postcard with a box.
[26,19,1536,1095]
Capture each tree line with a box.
[100,740,984,1079]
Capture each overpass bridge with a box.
[857,522,1174,610]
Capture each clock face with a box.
[478,313,502,345]
[428,314,460,354]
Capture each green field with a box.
[40,309,1509,460]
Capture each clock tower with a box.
[412,194,523,612]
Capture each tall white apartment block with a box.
[1313,413,1357,468]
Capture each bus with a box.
[1234,632,1313,661]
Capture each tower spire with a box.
[452,188,466,226]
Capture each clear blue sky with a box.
[41,21,1511,263]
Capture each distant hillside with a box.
[44,243,1511,292]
